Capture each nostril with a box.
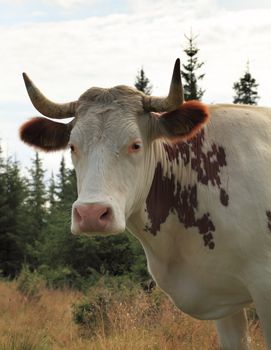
[99,207,112,222]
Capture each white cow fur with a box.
[59,88,271,349]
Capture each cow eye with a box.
[69,144,75,152]
[128,141,142,153]
[132,143,141,150]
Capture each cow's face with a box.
[20,59,209,236]
[69,86,152,235]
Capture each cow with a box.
[19,59,271,349]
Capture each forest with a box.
[0,149,149,288]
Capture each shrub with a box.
[72,287,111,337]
[16,265,44,301]
[38,265,82,290]
[36,265,101,291]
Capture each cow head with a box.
[20,59,209,236]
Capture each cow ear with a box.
[151,100,209,141]
[20,117,72,152]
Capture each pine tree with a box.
[24,152,47,268]
[0,144,28,277]
[0,144,9,276]
[4,159,28,276]
[27,153,46,227]
[134,67,152,95]
[57,156,68,205]
[48,172,56,208]
[38,159,78,272]
[181,32,205,100]
[233,62,259,105]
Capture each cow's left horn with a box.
[22,73,77,119]
[143,58,184,112]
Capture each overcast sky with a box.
[1,0,271,179]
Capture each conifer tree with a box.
[27,153,46,227]
[233,62,259,105]
[24,152,47,267]
[134,67,152,95]
[57,156,68,204]
[181,32,205,100]
[38,159,78,273]
[0,144,27,276]
[0,144,9,275]
[4,159,27,276]
[48,172,56,208]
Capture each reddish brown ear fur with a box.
[20,117,72,152]
[159,100,209,141]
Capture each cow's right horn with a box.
[22,73,77,119]
[143,58,184,112]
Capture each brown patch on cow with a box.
[163,142,190,166]
[159,100,210,142]
[220,188,229,207]
[20,117,72,152]
[266,210,271,232]
[145,162,215,249]
[163,129,229,207]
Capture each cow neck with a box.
[137,128,228,251]
[151,137,192,189]
[139,137,199,238]
[127,137,192,229]
[126,137,193,256]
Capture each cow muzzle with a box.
[71,202,124,235]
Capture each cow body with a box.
[129,104,271,320]
[20,61,271,349]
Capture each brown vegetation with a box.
[0,281,265,350]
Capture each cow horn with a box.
[22,73,77,119]
[143,58,184,112]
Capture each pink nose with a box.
[72,203,113,233]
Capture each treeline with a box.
[0,147,148,288]
[135,32,260,105]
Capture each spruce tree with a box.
[134,67,152,95]
[38,159,79,276]
[27,153,46,227]
[181,32,205,100]
[24,152,47,268]
[57,156,68,205]
[48,172,56,208]
[0,144,28,277]
[0,144,9,276]
[233,62,259,105]
[3,159,28,276]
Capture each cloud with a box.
[0,0,98,6]
[42,0,99,8]
[30,10,46,16]
[217,0,271,10]
[1,0,271,175]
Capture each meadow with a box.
[0,280,265,350]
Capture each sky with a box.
[1,0,271,180]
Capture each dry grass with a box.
[0,281,265,350]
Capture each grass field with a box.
[0,280,265,350]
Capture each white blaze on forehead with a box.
[70,85,147,149]
[70,106,143,154]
